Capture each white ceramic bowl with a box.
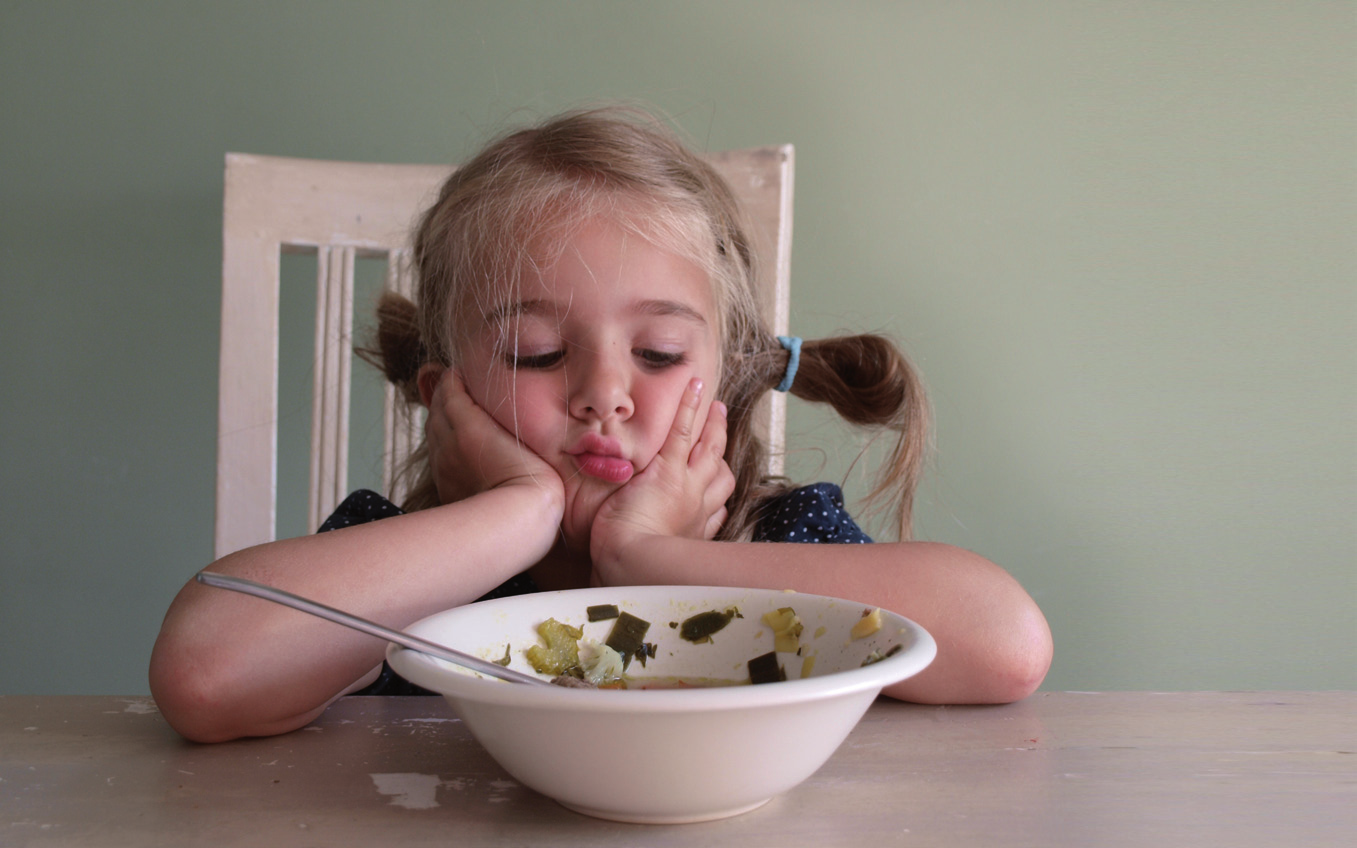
[387,585,935,823]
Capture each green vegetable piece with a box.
[679,609,735,643]
[525,618,584,675]
[633,642,658,668]
[587,604,620,622]
[747,651,786,685]
[493,644,512,666]
[605,612,651,660]
[861,644,904,667]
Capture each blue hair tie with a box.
[775,336,802,392]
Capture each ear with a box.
[417,363,446,409]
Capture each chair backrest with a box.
[216,146,794,559]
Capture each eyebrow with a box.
[487,298,708,326]
[633,299,709,325]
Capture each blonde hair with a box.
[363,107,930,539]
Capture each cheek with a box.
[634,378,695,450]
[482,373,561,450]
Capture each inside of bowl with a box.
[405,587,923,688]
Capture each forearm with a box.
[149,484,561,742]
[596,537,1052,705]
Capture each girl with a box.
[150,108,1051,742]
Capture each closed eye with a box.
[506,350,565,369]
[635,349,687,369]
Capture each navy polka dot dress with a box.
[317,481,871,695]
[318,490,538,695]
[751,482,874,544]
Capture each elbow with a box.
[885,586,1053,706]
[987,601,1053,703]
[148,639,246,743]
[149,635,318,744]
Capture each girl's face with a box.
[458,218,723,551]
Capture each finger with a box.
[659,378,704,462]
[441,370,489,431]
[712,460,736,504]
[704,506,728,540]
[691,400,728,468]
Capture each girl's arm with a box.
[150,483,562,743]
[150,371,564,743]
[589,382,1052,705]
[591,534,1051,705]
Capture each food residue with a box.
[800,654,817,678]
[861,644,903,666]
[525,618,583,675]
[679,607,741,643]
[761,607,803,653]
[604,612,652,666]
[578,640,626,685]
[850,608,883,640]
[522,604,818,689]
[586,604,620,622]
[747,651,786,684]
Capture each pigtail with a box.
[356,290,440,513]
[356,290,427,403]
[790,335,931,539]
[721,332,931,542]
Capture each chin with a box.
[560,484,611,553]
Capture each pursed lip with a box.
[567,432,625,459]
[567,433,634,483]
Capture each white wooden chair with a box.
[215,146,794,559]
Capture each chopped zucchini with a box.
[850,607,884,640]
[524,618,584,675]
[800,654,817,679]
[761,607,803,652]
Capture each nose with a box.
[568,347,634,422]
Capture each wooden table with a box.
[3,693,1352,846]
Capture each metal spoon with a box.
[195,571,551,686]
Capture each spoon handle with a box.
[195,571,549,686]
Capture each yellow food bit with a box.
[850,608,883,640]
[761,607,803,653]
[524,618,584,675]
[800,654,817,679]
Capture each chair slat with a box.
[308,245,355,532]
[381,249,424,506]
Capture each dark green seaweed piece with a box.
[679,609,735,643]
[861,644,904,666]
[605,611,651,661]
[747,651,786,685]
[493,644,512,666]
[587,604,620,622]
[634,641,657,668]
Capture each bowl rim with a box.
[386,585,936,712]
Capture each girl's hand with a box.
[420,366,564,515]
[589,379,735,584]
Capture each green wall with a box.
[2,1,1353,695]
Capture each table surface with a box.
[3,692,1353,847]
